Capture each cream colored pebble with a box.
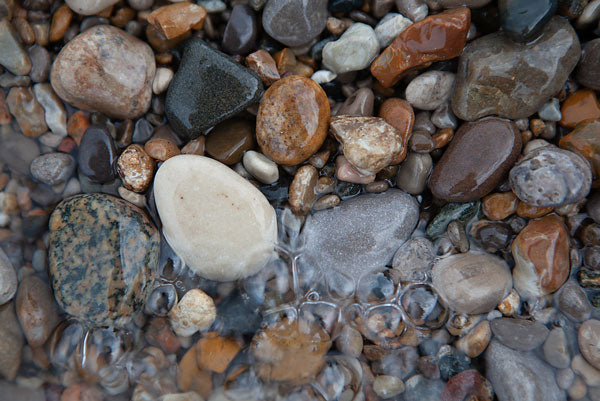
[169,288,216,337]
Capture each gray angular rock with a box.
[0,125,40,175]
[30,153,76,186]
[300,189,419,286]
[262,0,327,47]
[0,19,31,76]
[490,318,549,351]
[452,17,580,121]
[485,340,566,401]
[392,237,435,282]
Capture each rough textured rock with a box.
[452,17,580,121]
[262,0,328,47]
[50,25,155,119]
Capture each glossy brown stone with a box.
[559,89,600,128]
[273,48,296,75]
[145,23,191,53]
[370,7,470,88]
[256,75,330,166]
[205,118,255,165]
[49,4,72,42]
[482,192,518,221]
[379,97,414,163]
[559,119,600,178]
[245,49,280,86]
[146,2,206,40]
[117,144,155,193]
[433,128,454,148]
[429,117,521,202]
[516,201,554,219]
[195,336,241,374]
[0,88,11,125]
[181,136,205,156]
[144,138,180,161]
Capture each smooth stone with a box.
[373,376,405,398]
[440,369,493,401]
[311,69,336,85]
[33,83,67,137]
[166,38,263,139]
[572,354,600,387]
[579,319,600,370]
[427,0,492,8]
[509,146,592,207]
[337,87,374,117]
[256,75,329,165]
[0,302,23,380]
[512,214,570,299]
[322,23,379,74]
[559,89,600,128]
[197,0,226,12]
[576,0,600,28]
[0,126,40,175]
[16,274,60,347]
[0,248,16,305]
[205,118,255,165]
[392,237,435,282]
[431,103,457,129]
[426,201,479,238]
[431,252,512,314]
[65,0,119,14]
[0,72,31,88]
[30,153,76,186]
[49,193,159,327]
[405,71,455,111]
[243,150,279,184]
[0,19,31,76]
[452,17,580,121]
[559,119,600,178]
[490,318,549,351]
[396,152,432,195]
[485,340,566,401]
[262,0,328,47]
[153,155,277,281]
[375,13,412,48]
[371,7,470,88]
[51,25,154,119]
[429,117,521,202]
[499,0,557,42]
[300,189,419,285]
[146,2,207,40]
[78,125,118,183]
[543,327,571,368]
[222,4,257,55]
[538,98,562,121]
[335,155,376,184]
[28,45,50,83]
[455,321,492,358]
[6,86,47,137]
[289,165,318,214]
[557,280,592,322]
[577,39,600,90]
[153,67,173,95]
[403,375,444,401]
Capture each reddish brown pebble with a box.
[433,128,454,148]
[482,192,518,221]
[144,317,181,354]
[559,119,600,177]
[67,111,90,145]
[530,118,546,137]
[335,155,375,184]
[111,7,136,28]
[13,17,34,46]
[246,50,280,86]
[58,136,77,153]
[195,336,241,374]
[292,61,314,78]
[117,144,155,193]
[205,118,255,165]
[146,2,207,40]
[146,23,191,52]
[177,346,213,398]
[516,201,554,218]
[441,369,493,401]
[559,89,600,128]
[181,136,205,156]
[256,75,330,166]
[289,165,318,214]
[0,88,11,125]
[145,138,180,161]
[49,4,73,42]
[379,98,414,163]
[370,7,471,88]
[274,48,297,75]
[6,86,48,137]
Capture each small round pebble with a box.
[117,144,155,193]
[373,375,405,399]
[242,150,279,184]
[145,138,180,161]
[405,71,455,111]
[169,288,216,337]
[0,248,17,305]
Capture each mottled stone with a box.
[576,39,600,90]
[51,25,155,119]
[300,190,419,285]
[429,117,521,202]
[33,84,67,138]
[16,274,60,347]
[572,354,600,387]
[509,146,592,207]
[322,23,379,74]
[147,2,206,40]
[426,201,479,238]
[441,369,493,401]
[482,192,518,221]
[166,38,263,139]
[560,89,600,128]
[117,144,155,193]
[0,19,31,76]
[289,165,318,214]
[485,340,565,401]
[0,302,23,380]
[6,87,47,137]
[405,71,455,111]
[560,119,600,179]
[499,0,557,42]
[392,237,435,282]
[262,0,328,47]
[153,155,277,281]
[371,8,470,88]
[256,75,329,165]
[374,375,405,398]
[431,252,513,314]
[490,318,549,351]
[330,116,407,174]
[579,319,600,370]
[49,194,159,327]
[30,153,76,186]
[205,118,255,165]
[455,321,492,358]
[222,4,256,55]
[78,125,118,183]
[452,17,580,121]
[169,289,215,337]
[512,214,570,299]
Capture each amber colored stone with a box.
[58,136,76,153]
[245,49,280,86]
[292,61,314,78]
[274,48,297,75]
[146,2,206,40]
[155,52,173,65]
[13,17,34,45]
[205,118,254,165]
[297,55,317,70]
[195,336,241,374]
[516,201,554,218]
[95,4,113,18]
[433,128,454,149]
[512,214,570,298]
[6,87,47,137]
[0,88,11,125]
[482,192,518,221]
[181,136,205,156]
[31,22,49,46]
[256,75,330,165]
[144,317,180,354]
[371,7,470,88]
[441,369,493,401]
[67,111,90,145]
[177,346,212,398]
[530,118,546,137]
[110,7,136,28]
[521,129,533,144]
[145,23,191,53]
[144,138,180,161]
[378,98,414,164]
[49,4,72,42]
[559,119,600,177]
[560,90,600,128]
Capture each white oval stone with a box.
[65,0,119,15]
[169,288,216,337]
[322,23,379,74]
[154,155,277,281]
[242,150,279,184]
[405,71,455,111]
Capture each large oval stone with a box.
[153,155,277,281]
[50,25,155,120]
[452,16,580,121]
[431,252,513,314]
[429,117,521,202]
[49,194,159,327]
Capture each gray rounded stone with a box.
[405,71,455,111]
[0,248,17,305]
[392,237,435,282]
[30,152,76,186]
[490,317,549,351]
[262,0,327,47]
[543,327,571,368]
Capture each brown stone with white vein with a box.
[289,165,318,215]
[117,144,155,193]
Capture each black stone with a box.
[78,125,118,183]
[311,36,336,61]
[222,4,257,55]
[216,290,262,337]
[166,38,263,139]
[132,118,154,143]
[499,0,557,42]
[328,0,362,13]
[438,348,471,381]
[558,0,587,18]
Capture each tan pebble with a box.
[110,7,136,28]
[335,155,375,184]
[516,200,554,218]
[567,376,587,400]
[497,289,520,316]
[446,313,483,337]
[521,129,533,144]
[169,289,216,337]
[117,144,155,193]
[308,149,331,169]
[366,180,389,193]
[157,392,203,401]
[289,165,318,214]
[16,274,60,347]
[292,61,314,78]
[176,346,212,398]
[327,17,346,35]
[195,336,241,374]
[242,150,279,184]
[0,88,11,125]
[482,192,518,221]
[49,4,73,42]
[273,48,296,75]
[373,375,405,399]
[245,49,280,87]
[31,22,49,46]
[152,67,174,95]
[147,2,206,40]
[313,194,340,211]
[530,118,546,137]
[432,128,453,149]
[6,86,48,137]
[181,137,205,156]
[118,186,146,208]
[316,176,335,194]
[13,17,34,45]
[145,138,180,161]
[455,320,491,358]
[60,384,103,401]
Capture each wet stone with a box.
[222,4,257,55]
[403,375,445,401]
[33,83,67,137]
[262,0,328,47]
[405,71,455,111]
[499,0,557,42]
[392,237,435,282]
[0,302,23,380]
[28,45,50,83]
[322,23,379,74]
[557,280,592,322]
[452,16,580,121]
[205,118,255,165]
[559,89,600,128]
[490,318,549,351]
[116,144,155,193]
[166,38,263,139]
[396,152,432,195]
[64,0,118,15]
[49,194,158,327]
[560,119,600,179]
[146,2,207,40]
[0,248,16,305]
[0,19,31,76]
[338,87,374,117]
[426,201,479,238]
[30,153,76,186]
[78,125,118,184]
[16,274,60,347]
[543,327,571,368]
[374,13,412,48]
[6,86,48,137]
[441,369,493,401]
[576,38,600,90]
[579,319,600,370]
[245,50,280,86]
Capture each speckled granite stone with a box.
[165,38,263,139]
[48,194,159,327]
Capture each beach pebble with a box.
[169,289,216,337]
[242,150,279,184]
[405,71,455,111]
[374,13,412,48]
[323,23,379,74]
[30,152,76,186]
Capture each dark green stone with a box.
[165,38,263,139]
[499,0,557,42]
[48,194,160,327]
[426,201,480,238]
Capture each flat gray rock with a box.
[490,318,549,351]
